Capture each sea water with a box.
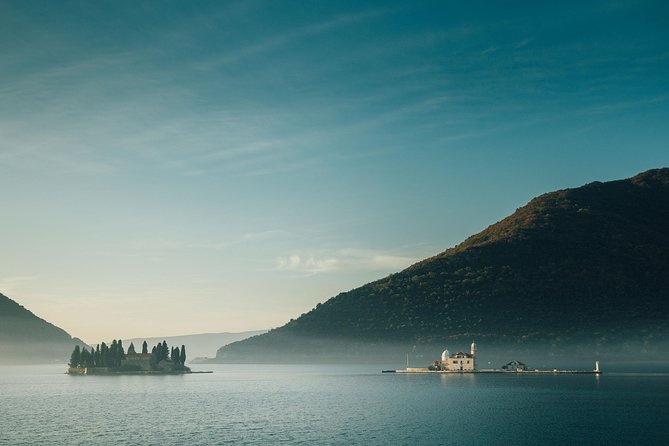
[0,364,667,445]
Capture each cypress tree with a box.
[111,340,118,367]
[142,341,148,354]
[150,345,157,368]
[87,348,95,367]
[161,341,168,362]
[100,342,108,367]
[116,340,125,366]
[69,345,81,368]
[180,345,186,365]
[79,348,90,368]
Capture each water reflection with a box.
[439,372,476,385]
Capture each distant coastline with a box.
[67,367,196,375]
[385,368,601,375]
[66,367,210,375]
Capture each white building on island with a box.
[439,341,477,371]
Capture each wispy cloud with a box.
[274,248,417,277]
[275,255,340,275]
[194,8,392,68]
[582,95,669,115]
[0,90,326,178]
[514,37,535,49]
[117,229,287,256]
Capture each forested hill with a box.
[0,292,84,363]
[216,168,669,364]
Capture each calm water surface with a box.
[1,364,668,445]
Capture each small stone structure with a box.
[122,352,152,371]
[501,360,528,372]
[432,341,477,371]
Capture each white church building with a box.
[439,341,477,371]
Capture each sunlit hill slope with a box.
[216,168,669,363]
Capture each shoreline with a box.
[384,369,601,374]
[67,367,212,375]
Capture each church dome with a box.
[441,350,450,361]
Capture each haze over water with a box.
[1,364,667,445]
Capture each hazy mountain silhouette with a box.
[0,292,86,364]
[216,168,669,364]
[123,330,267,360]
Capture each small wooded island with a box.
[67,339,191,375]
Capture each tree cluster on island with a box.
[145,340,187,369]
[68,339,187,372]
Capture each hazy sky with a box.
[1,0,668,344]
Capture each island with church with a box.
[384,341,602,375]
[67,339,197,375]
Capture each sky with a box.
[1,0,668,344]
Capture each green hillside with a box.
[0,292,84,364]
[216,168,669,364]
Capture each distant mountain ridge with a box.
[0,292,85,364]
[216,168,669,364]
[123,330,267,360]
